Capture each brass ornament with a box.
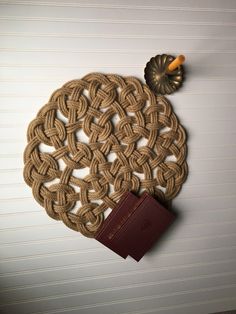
[144,54,184,95]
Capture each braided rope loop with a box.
[23,73,188,237]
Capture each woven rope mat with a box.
[23,73,188,237]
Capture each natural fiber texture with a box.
[23,73,188,237]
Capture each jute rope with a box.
[23,73,188,237]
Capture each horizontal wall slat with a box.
[1,274,236,314]
[1,78,236,94]
[1,24,236,37]
[0,187,235,212]
[1,257,235,293]
[2,0,236,11]
[2,34,236,51]
[1,277,236,314]
[1,2,236,24]
[1,226,236,261]
[1,245,236,286]
[1,193,236,245]
[0,258,235,302]
[1,55,236,82]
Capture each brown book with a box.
[95,191,175,261]
[95,191,139,258]
[112,192,176,261]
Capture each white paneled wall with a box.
[0,1,236,313]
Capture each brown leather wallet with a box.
[95,191,175,261]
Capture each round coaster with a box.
[23,73,188,237]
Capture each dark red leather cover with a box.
[112,192,176,261]
[95,191,175,261]
[95,191,139,258]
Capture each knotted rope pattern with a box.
[23,73,188,237]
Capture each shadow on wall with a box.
[144,201,183,260]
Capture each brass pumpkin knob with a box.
[144,54,185,95]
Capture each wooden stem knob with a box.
[168,55,185,72]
